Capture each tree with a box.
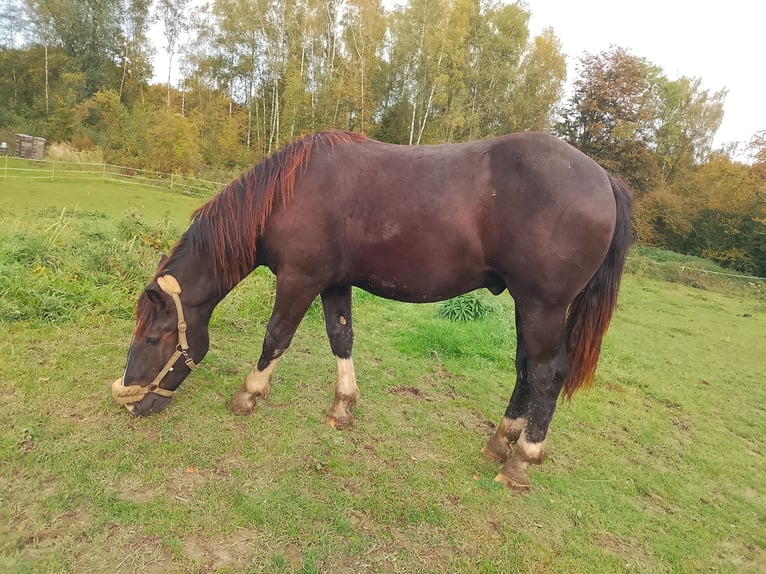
[0,0,27,48]
[505,27,566,132]
[26,0,123,95]
[340,0,386,133]
[748,130,766,202]
[559,46,661,192]
[116,0,154,107]
[157,0,189,111]
[654,76,726,185]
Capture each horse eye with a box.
[146,337,160,346]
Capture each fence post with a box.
[170,173,175,192]
[50,160,55,182]
[3,154,6,180]
[102,162,107,183]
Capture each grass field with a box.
[0,179,764,573]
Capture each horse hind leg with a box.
[483,307,529,463]
[321,285,359,429]
[227,276,318,415]
[492,304,569,490]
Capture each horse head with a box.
[113,272,211,416]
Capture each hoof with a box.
[227,391,256,416]
[326,395,356,430]
[482,436,512,463]
[495,458,532,491]
[325,411,354,430]
[494,471,532,491]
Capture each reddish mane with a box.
[161,130,367,291]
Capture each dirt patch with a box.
[388,385,432,400]
[319,523,455,574]
[640,490,683,516]
[182,528,259,572]
[18,508,91,555]
[591,531,651,568]
[452,408,496,437]
[113,466,220,504]
[69,524,175,574]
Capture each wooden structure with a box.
[15,134,46,159]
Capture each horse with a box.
[112,130,632,490]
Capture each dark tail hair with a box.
[562,173,633,399]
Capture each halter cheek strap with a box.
[112,274,197,405]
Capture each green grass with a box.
[0,179,764,573]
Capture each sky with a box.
[524,0,764,155]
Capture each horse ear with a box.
[144,282,164,305]
[157,254,168,269]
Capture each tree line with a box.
[1,0,764,275]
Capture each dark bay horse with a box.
[113,130,632,489]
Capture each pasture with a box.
[0,179,763,573]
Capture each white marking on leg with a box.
[335,357,359,402]
[245,358,280,396]
[517,429,546,464]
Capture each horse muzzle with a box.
[112,378,175,415]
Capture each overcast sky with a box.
[524,0,763,154]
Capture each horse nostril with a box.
[126,404,138,416]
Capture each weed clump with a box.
[437,292,497,322]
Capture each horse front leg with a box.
[491,305,569,490]
[321,285,359,429]
[228,275,318,415]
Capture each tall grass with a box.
[0,210,178,324]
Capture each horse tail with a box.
[562,173,633,399]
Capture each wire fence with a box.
[1,154,226,198]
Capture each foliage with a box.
[626,245,765,296]
[437,291,497,322]
[559,47,662,194]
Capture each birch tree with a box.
[157,0,189,111]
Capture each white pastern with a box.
[245,358,281,396]
[335,357,359,401]
[517,430,546,463]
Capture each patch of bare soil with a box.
[318,523,455,574]
[452,407,496,437]
[591,531,656,570]
[388,385,432,400]
[113,466,221,504]
[69,523,175,574]
[182,528,260,572]
[16,507,91,559]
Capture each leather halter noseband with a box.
[112,274,197,405]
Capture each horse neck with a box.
[163,247,229,315]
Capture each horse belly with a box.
[351,226,492,303]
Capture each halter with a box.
[112,274,197,405]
